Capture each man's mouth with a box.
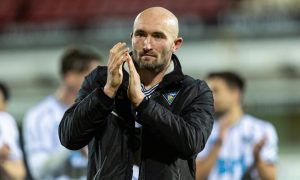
[141,53,156,57]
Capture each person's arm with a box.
[243,123,278,180]
[196,139,222,180]
[0,160,26,180]
[0,145,24,179]
[126,54,214,159]
[0,146,25,180]
[253,137,276,180]
[0,115,26,180]
[255,158,276,180]
[196,117,230,179]
[59,42,128,150]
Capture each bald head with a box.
[131,7,183,73]
[133,7,179,38]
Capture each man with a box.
[0,82,26,179]
[23,46,101,179]
[59,7,214,180]
[196,72,278,180]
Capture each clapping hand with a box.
[104,42,129,98]
[126,53,145,107]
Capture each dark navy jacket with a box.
[59,54,214,180]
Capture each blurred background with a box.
[0,0,299,179]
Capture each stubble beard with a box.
[133,49,171,74]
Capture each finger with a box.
[113,42,127,57]
[108,43,124,67]
[111,59,127,74]
[109,45,128,68]
[108,42,122,63]
[126,53,138,75]
[108,42,127,65]
[114,47,129,63]
[111,49,129,71]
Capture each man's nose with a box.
[143,36,152,50]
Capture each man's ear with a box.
[172,37,183,53]
[130,32,133,38]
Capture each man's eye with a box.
[154,34,162,39]
[153,34,164,39]
[135,32,146,37]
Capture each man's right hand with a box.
[104,42,129,98]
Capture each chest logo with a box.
[163,91,179,105]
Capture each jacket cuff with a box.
[136,97,150,114]
[95,87,114,109]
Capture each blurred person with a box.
[23,46,101,179]
[196,72,278,180]
[0,82,26,179]
[59,7,214,180]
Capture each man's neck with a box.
[223,105,244,125]
[138,69,165,90]
[138,60,173,90]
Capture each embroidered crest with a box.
[163,91,179,105]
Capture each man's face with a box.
[207,78,236,118]
[131,16,179,73]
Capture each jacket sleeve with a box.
[58,67,114,150]
[136,80,214,159]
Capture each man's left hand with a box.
[126,53,145,107]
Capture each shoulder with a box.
[182,76,212,97]
[0,111,13,119]
[182,76,209,89]
[242,114,277,135]
[243,115,274,128]
[27,96,57,113]
[179,76,214,112]
[0,112,17,129]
